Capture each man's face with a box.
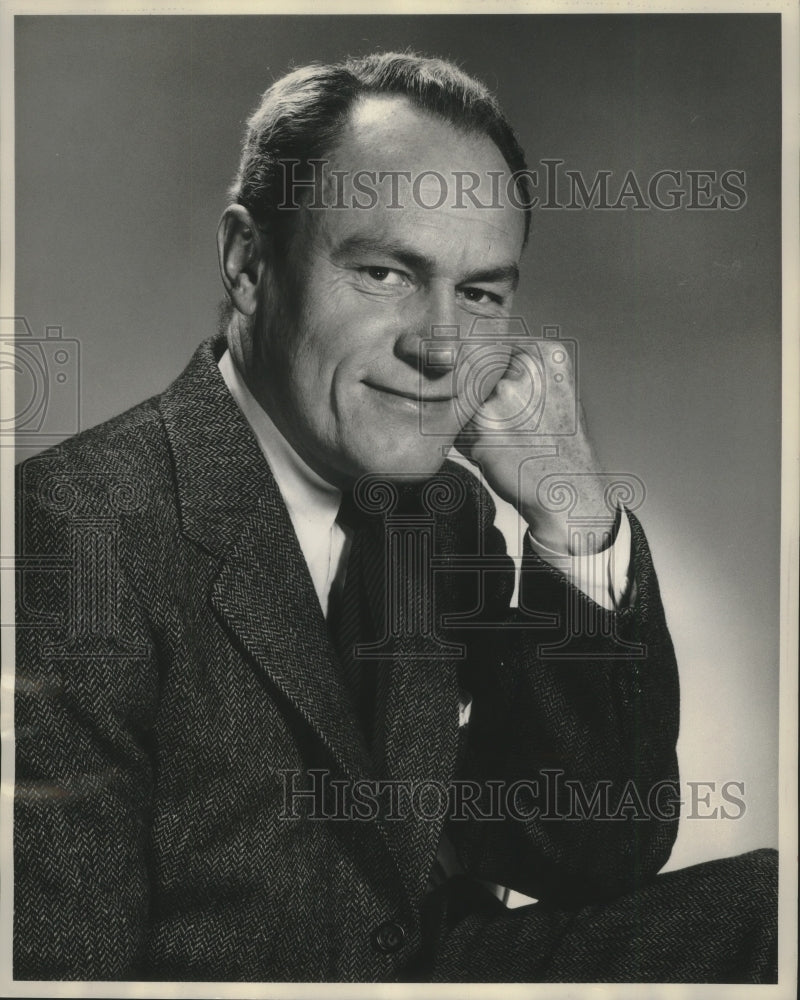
[253,95,526,488]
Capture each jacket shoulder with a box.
[17,393,164,476]
[16,393,175,542]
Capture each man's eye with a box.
[461,287,502,305]
[361,266,408,287]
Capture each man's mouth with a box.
[363,381,454,405]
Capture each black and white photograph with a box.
[1,1,797,993]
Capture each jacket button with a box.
[372,920,406,954]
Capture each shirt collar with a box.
[218,348,342,531]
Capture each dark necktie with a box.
[328,492,384,746]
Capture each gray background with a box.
[14,13,781,871]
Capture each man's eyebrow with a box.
[332,235,434,274]
[460,264,520,291]
[332,235,519,290]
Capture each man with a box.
[14,52,777,982]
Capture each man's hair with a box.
[228,51,533,251]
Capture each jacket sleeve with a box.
[14,453,159,980]
[448,483,681,905]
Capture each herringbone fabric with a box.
[13,332,777,982]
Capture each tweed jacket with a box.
[14,334,681,981]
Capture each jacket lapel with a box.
[210,502,376,782]
[160,335,374,782]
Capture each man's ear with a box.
[217,205,265,317]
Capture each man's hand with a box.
[455,337,616,554]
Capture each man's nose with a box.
[393,288,461,375]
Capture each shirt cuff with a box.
[526,507,633,610]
